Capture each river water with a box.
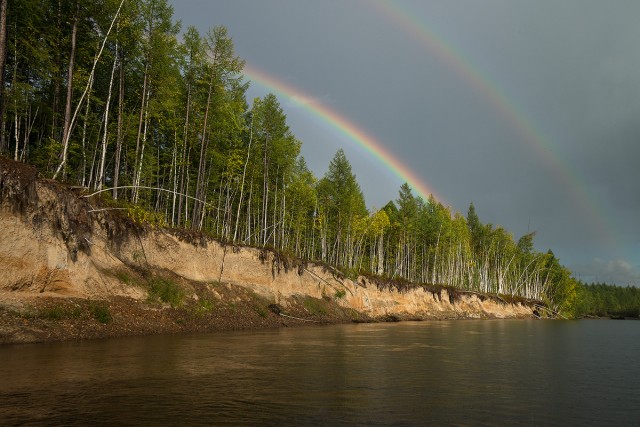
[1,320,638,425]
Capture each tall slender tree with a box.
[0,0,8,151]
[191,25,244,230]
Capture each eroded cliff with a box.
[0,158,536,343]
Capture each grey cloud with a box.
[572,259,640,286]
[171,0,640,284]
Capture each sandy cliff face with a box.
[0,158,535,322]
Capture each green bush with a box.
[148,277,185,307]
[192,298,215,316]
[127,205,167,228]
[198,298,215,311]
[89,303,112,324]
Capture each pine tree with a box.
[317,149,366,267]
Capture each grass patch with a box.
[100,268,145,288]
[89,302,112,324]
[192,297,216,316]
[248,290,271,318]
[334,289,347,300]
[342,268,360,281]
[37,305,82,321]
[198,298,215,312]
[114,270,134,286]
[254,305,269,318]
[148,277,185,307]
[303,297,328,315]
[347,308,364,321]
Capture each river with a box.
[1,319,638,425]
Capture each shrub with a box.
[193,298,215,316]
[198,298,215,311]
[254,305,268,318]
[89,303,112,324]
[127,205,167,228]
[148,277,185,307]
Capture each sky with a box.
[170,0,640,286]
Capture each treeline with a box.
[0,0,577,314]
[575,283,640,318]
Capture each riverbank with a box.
[0,157,538,344]
[0,280,368,344]
[0,271,530,344]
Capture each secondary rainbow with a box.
[243,63,445,205]
[371,0,617,245]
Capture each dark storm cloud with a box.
[170,0,640,284]
[571,259,640,287]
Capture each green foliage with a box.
[112,269,134,286]
[542,251,578,317]
[127,205,167,228]
[334,289,347,300]
[246,290,271,318]
[89,303,112,324]
[321,149,367,218]
[396,183,418,231]
[31,301,111,323]
[574,282,640,318]
[148,277,185,307]
[37,305,82,321]
[316,150,367,267]
[197,297,215,313]
[303,297,328,315]
[254,305,269,318]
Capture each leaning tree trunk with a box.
[53,0,125,180]
[192,71,214,230]
[132,62,149,201]
[58,2,79,179]
[233,115,253,242]
[176,80,191,226]
[96,40,118,190]
[132,90,149,204]
[113,49,125,199]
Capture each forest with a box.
[0,0,582,315]
[574,282,640,318]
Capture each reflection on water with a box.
[1,320,639,425]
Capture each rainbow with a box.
[243,63,446,204]
[371,0,618,245]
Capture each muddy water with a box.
[1,320,638,425]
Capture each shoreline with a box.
[1,286,536,345]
